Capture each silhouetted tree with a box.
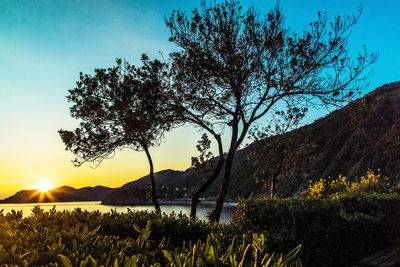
[59,55,174,213]
[189,133,225,220]
[162,62,227,220]
[166,1,377,222]
[165,83,226,220]
[248,106,307,197]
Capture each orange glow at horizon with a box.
[33,177,54,193]
[0,127,201,199]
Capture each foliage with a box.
[163,233,302,267]
[248,107,307,197]
[59,56,173,167]
[191,133,214,173]
[0,208,301,266]
[304,170,393,199]
[58,55,176,213]
[188,132,226,221]
[232,193,400,266]
[98,209,212,248]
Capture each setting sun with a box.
[34,178,54,193]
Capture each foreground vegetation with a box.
[1,192,400,266]
[0,207,301,266]
[230,171,400,266]
[1,172,399,266]
[303,169,398,199]
[233,193,400,266]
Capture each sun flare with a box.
[34,179,54,193]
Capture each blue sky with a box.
[0,0,399,197]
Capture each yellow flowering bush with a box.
[306,170,391,199]
[349,169,390,193]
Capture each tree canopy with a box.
[166,0,377,221]
[59,55,174,213]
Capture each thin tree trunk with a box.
[190,156,225,220]
[271,148,285,197]
[208,150,235,222]
[270,174,276,198]
[209,112,240,223]
[144,146,161,214]
[208,114,250,223]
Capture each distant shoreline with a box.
[103,200,238,207]
[0,200,238,207]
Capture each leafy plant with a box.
[0,209,301,266]
[163,233,302,267]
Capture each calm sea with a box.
[0,202,235,223]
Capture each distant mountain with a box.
[121,169,199,190]
[0,186,116,203]
[102,169,199,205]
[103,81,400,204]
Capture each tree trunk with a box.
[208,149,235,222]
[271,152,284,197]
[144,147,161,214]
[270,175,276,197]
[208,114,244,223]
[190,156,225,220]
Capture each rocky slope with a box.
[103,81,400,204]
[0,186,116,203]
[274,81,400,195]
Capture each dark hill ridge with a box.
[121,169,199,190]
[0,185,116,203]
[103,81,400,204]
[102,169,200,205]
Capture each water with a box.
[0,201,236,223]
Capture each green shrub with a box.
[98,209,212,247]
[162,232,302,267]
[0,208,211,266]
[0,208,301,266]
[232,193,400,266]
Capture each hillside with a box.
[103,81,400,204]
[0,186,116,203]
[102,169,199,205]
[220,81,400,198]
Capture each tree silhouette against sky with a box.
[59,55,175,213]
[166,1,377,222]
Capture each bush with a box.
[98,209,212,247]
[303,170,393,199]
[0,207,302,266]
[232,193,400,267]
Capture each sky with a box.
[0,0,399,198]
